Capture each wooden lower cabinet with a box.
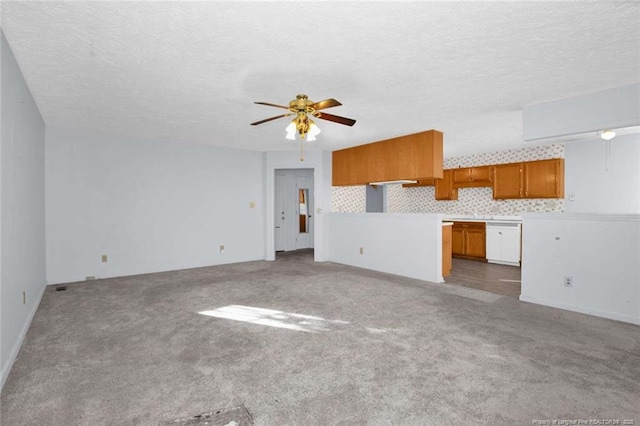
[452,227,464,255]
[451,222,486,260]
[442,224,452,277]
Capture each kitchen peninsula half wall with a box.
[328,213,446,283]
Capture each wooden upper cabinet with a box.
[452,168,470,184]
[435,170,458,200]
[493,159,564,199]
[332,130,443,186]
[452,166,493,187]
[524,159,564,198]
[470,166,493,183]
[493,163,523,199]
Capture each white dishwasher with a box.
[486,222,521,266]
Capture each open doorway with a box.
[274,169,314,253]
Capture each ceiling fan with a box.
[250,94,356,141]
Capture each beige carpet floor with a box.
[2,249,639,425]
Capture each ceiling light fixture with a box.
[599,129,616,140]
[286,111,321,161]
[251,94,356,162]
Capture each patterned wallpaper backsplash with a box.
[331,143,565,214]
[332,185,366,212]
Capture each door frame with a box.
[265,151,330,262]
[273,168,315,253]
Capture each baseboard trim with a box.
[519,294,640,326]
[46,256,269,286]
[1,283,46,391]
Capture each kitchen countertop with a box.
[443,215,522,223]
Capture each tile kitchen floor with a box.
[445,258,521,297]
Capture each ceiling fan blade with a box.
[316,112,356,126]
[312,98,342,111]
[250,113,293,126]
[254,101,290,110]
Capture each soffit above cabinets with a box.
[523,84,640,144]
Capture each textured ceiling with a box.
[1,1,639,157]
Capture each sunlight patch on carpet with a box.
[198,305,350,333]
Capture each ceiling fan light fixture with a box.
[600,129,616,140]
[285,121,296,140]
[296,113,310,139]
[307,121,321,141]
[251,93,356,141]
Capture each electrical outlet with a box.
[564,276,573,287]
[22,291,26,304]
[86,276,96,281]
[101,254,108,263]
[220,245,225,254]
[249,202,256,209]
[359,247,364,255]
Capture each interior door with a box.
[274,173,286,251]
[295,176,314,249]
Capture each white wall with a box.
[1,31,47,389]
[329,213,443,283]
[265,150,332,262]
[521,213,639,325]
[564,134,640,213]
[520,83,640,348]
[46,127,265,284]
